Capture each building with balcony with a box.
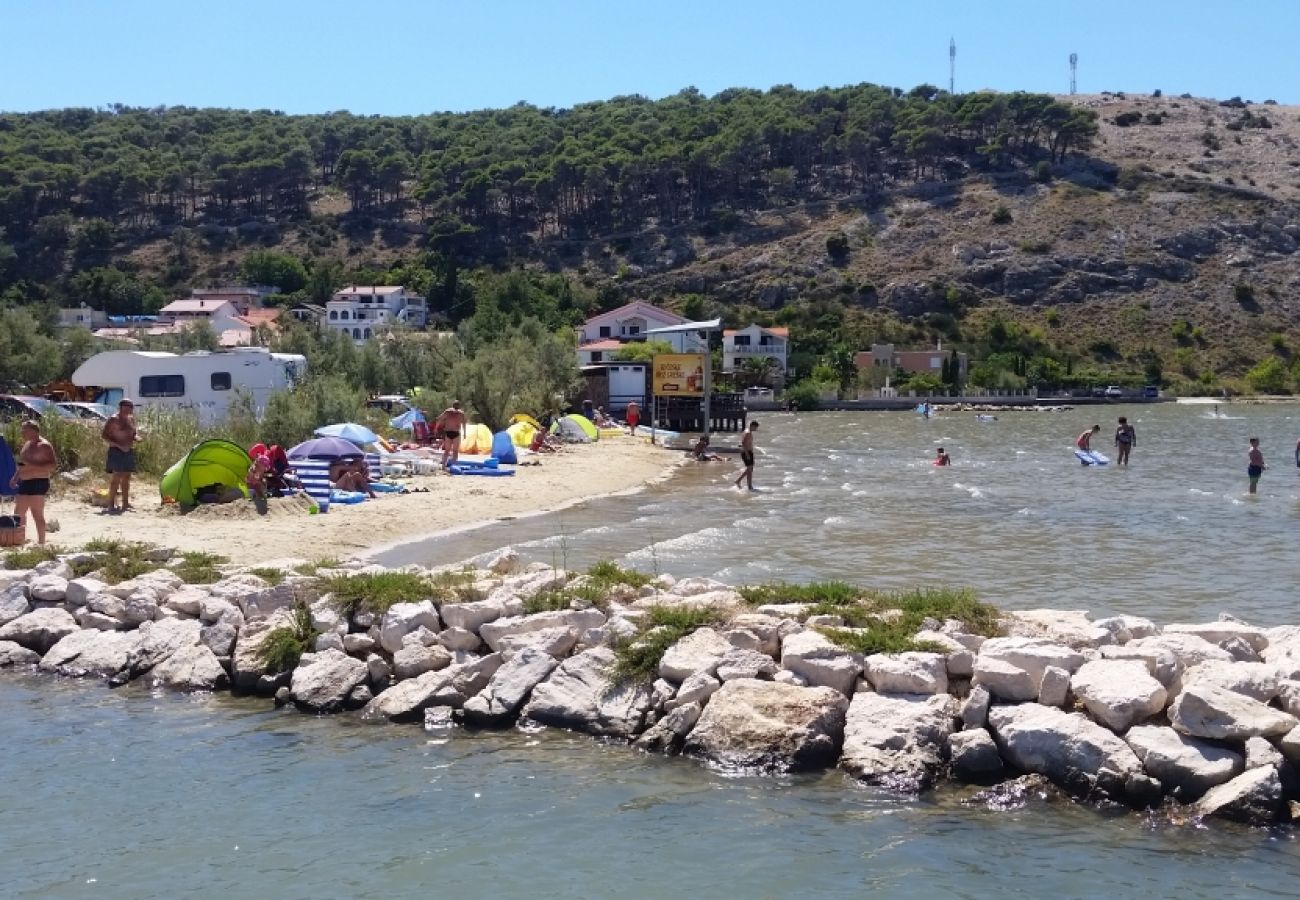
[324,285,427,344]
[854,343,968,380]
[576,301,706,365]
[722,325,790,382]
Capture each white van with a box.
[71,348,307,424]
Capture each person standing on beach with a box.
[625,400,640,437]
[734,421,759,490]
[101,398,138,513]
[1114,417,1137,466]
[1076,424,1101,453]
[434,401,466,470]
[10,420,57,545]
[1247,437,1266,494]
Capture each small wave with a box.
[822,515,854,526]
[1188,488,1214,496]
[626,526,734,559]
[953,482,985,499]
[851,490,869,497]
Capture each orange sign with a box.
[652,354,706,397]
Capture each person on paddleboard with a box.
[1076,425,1101,453]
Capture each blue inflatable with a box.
[490,430,518,465]
[448,463,514,477]
[329,489,367,504]
[0,437,15,498]
[369,482,403,493]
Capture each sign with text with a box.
[652,353,706,397]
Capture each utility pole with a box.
[949,38,957,94]
[1070,53,1078,95]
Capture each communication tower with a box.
[949,38,957,94]
[1070,53,1078,95]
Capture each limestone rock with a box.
[229,611,296,694]
[163,587,209,618]
[727,613,787,657]
[949,728,1005,783]
[0,586,32,626]
[1180,660,1280,703]
[1196,766,1286,825]
[1279,725,1300,765]
[39,630,136,678]
[1128,633,1233,671]
[0,639,40,667]
[237,583,297,621]
[1037,666,1071,708]
[480,609,606,653]
[780,630,862,695]
[912,630,974,677]
[659,627,733,682]
[462,646,560,726]
[122,587,160,626]
[1277,680,1300,718]
[987,703,1150,802]
[1093,615,1158,643]
[483,547,524,576]
[668,671,721,710]
[1070,659,1168,732]
[200,621,238,657]
[971,656,1038,702]
[960,685,991,729]
[522,646,653,738]
[978,637,1085,684]
[1125,724,1243,798]
[438,626,482,653]
[65,577,108,608]
[0,607,78,654]
[199,595,240,625]
[74,608,122,631]
[122,618,203,681]
[378,601,441,655]
[366,653,392,690]
[290,648,368,712]
[1003,609,1112,649]
[632,701,702,754]
[715,648,779,682]
[1262,626,1300,678]
[496,625,579,661]
[150,642,229,691]
[1099,644,1181,686]
[0,569,32,593]
[864,653,948,695]
[309,601,347,636]
[840,692,957,791]
[682,678,848,773]
[1169,682,1297,740]
[28,574,69,604]
[362,654,502,721]
[347,684,373,709]
[392,643,452,680]
[1165,621,1269,654]
[1245,735,1283,770]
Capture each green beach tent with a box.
[160,439,252,506]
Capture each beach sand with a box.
[38,440,681,565]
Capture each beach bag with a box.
[0,498,22,548]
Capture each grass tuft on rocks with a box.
[738,580,861,607]
[429,566,484,604]
[817,587,1003,655]
[247,567,286,586]
[323,571,433,616]
[258,602,318,673]
[2,544,64,569]
[93,542,158,585]
[293,557,342,577]
[172,551,229,585]
[522,581,608,615]
[612,606,723,684]
[586,560,654,590]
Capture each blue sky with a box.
[3,0,1297,114]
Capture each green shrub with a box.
[172,550,229,584]
[91,541,158,585]
[323,571,433,615]
[739,580,861,607]
[612,606,722,683]
[990,205,1013,225]
[257,602,317,673]
[587,560,654,590]
[784,380,824,411]
[248,567,287,586]
[2,545,64,569]
[293,557,342,577]
[825,233,850,262]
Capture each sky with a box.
[2,0,1297,114]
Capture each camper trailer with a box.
[71,348,307,424]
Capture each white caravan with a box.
[71,348,307,424]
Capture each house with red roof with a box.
[723,324,790,382]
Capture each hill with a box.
[2,84,1299,394]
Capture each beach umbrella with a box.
[314,422,379,445]
[389,408,426,430]
[287,436,366,460]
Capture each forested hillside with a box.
[2,82,1299,394]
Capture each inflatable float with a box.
[449,462,515,476]
[1074,449,1110,466]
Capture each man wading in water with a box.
[1247,437,1266,495]
[734,421,759,491]
[434,401,466,470]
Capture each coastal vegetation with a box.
[322,570,435,616]
[257,601,318,674]
[612,606,723,683]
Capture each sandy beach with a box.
[37,439,681,565]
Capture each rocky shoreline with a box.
[3,549,1299,828]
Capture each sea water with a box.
[5,403,1300,898]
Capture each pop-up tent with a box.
[552,413,599,443]
[490,430,518,465]
[160,439,251,506]
[506,420,537,447]
[460,423,494,454]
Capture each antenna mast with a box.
[949,38,957,94]
[1069,53,1078,95]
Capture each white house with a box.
[576,301,706,365]
[324,285,427,343]
[723,325,790,383]
[156,297,244,334]
[60,305,108,329]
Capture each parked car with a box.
[57,401,115,422]
[1143,385,1160,399]
[0,394,78,422]
[1104,386,1124,398]
[1090,387,1106,397]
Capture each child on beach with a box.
[246,454,271,500]
[1076,425,1101,452]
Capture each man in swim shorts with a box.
[11,420,57,545]
[434,401,466,470]
[1076,424,1101,453]
[1114,417,1137,466]
[102,398,139,513]
[1247,437,1265,494]
[734,421,759,490]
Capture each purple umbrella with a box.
[287,436,366,460]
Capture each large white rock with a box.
[229,611,296,695]
[1069,660,1168,732]
[659,627,733,682]
[32,559,73,580]
[971,656,1038,702]
[1179,660,1280,703]
[0,607,78,654]
[462,646,561,726]
[1093,615,1158,643]
[727,614,787,657]
[0,586,32,626]
[200,621,238,657]
[290,648,368,712]
[150,642,229,691]
[1195,766,1286,825]
[28,574,69,604]
[199,595,240,625]
[960,685,991,729]
[682,678,848,773]
[1168,681,1298,740]
[65,577,108,608]
[392,643,452,680]
[840,691,957,791]
[362,654,503,721]
[1003,609,1112,649]
[632,701,703,754]
[122,618,203,680]
[987,703,1154,803]
[977,637,1085,685]
[780,630,862,696]
[0,569,31,593]
[437,626,482,653]
[377,601,441,655]
[495,625,579,661]
[948,728,1005,783]
[1124,724,1243,798]
[0,640,40,667]
[1099,644,1182,686]
[122,588,160,625]
[1262,626,1300,678]
[715,648,779,682]
[1037,666,1071,708]
[40,630,137,678]
[163,586,209,618]
[1128,633,1233,671]
[668,671,721,710]
[87,592,126,620]
[483,547,524,576]
[74,607,122,632]
[439,598,507,634]
[1244,736,1283,771]
[864,653,948,695]
[1279,725,1300,765]
[522,646,653,739]
[236,583,297,621]
[1277,680,1300,718]
[480,609,606,653]
[1165,621,1269,654]
[912,630,974,677]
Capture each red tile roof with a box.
[579,339,625,351]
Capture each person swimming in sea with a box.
[934,447,951,466]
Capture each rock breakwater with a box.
[3,547,1299,828]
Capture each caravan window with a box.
[211,372,232,391]
[139,375,185,398]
